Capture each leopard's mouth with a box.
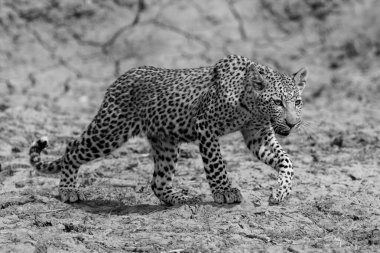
[277,130,290,136]
[271,119,291,136]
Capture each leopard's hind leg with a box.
[59,112,144,202]
[149,137,202,205]
[30,105,142,202]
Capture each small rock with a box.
[348,173,361,181]
[251,195,262,207]
[11,147,22,153]
[330,133,344,148]
[15,181,25,188]
[57,224,65,230]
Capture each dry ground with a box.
[1,0,380,252]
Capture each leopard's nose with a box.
[285,119,297,128]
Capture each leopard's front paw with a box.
[268,186,291,205]
[213,188,242,204]
[59,188,86,203]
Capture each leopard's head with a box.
[242,64,308,136]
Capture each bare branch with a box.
[131,0,146,25]
[101,24,135,54]
[150,20,211,49]
[225,0,247,40]
[30,29,83,78]
[66,0,146,55]
[259,0,292,34]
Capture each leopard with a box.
[29,54,308,205]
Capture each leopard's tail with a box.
[29,137,62,174]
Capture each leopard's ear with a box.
[293,67,308,93]
[246,64,268,91]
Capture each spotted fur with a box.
[29,55,308,205]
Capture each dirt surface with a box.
[1,0,380,252]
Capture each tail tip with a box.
[31,136,49,150]
[40,136,49,144]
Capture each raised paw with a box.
[213,188,243,204]
[268,187,291,205]
[29,136,49,164]
[59,188,86,203]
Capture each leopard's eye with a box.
[273,99,283,106]
[295,99,302,106]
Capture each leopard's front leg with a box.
[196,119,243,204]
[242,127,294,205]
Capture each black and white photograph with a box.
[0,0,379,252]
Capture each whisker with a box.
[294,120,318,138]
